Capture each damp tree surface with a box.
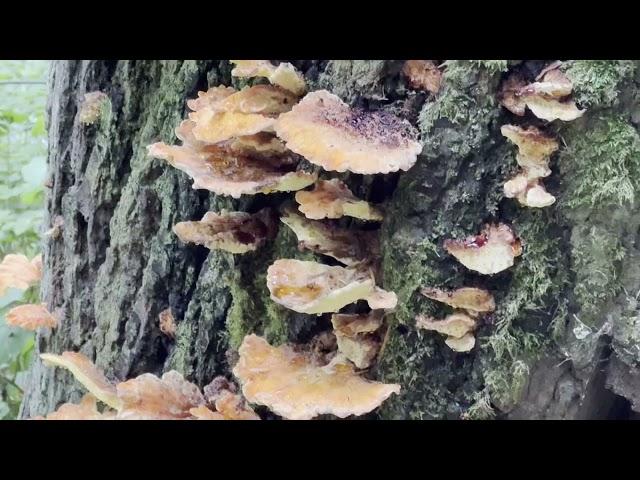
[18,60,640,420]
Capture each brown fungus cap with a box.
[295,178,383,221]
[173,208,277,254]
[147,142,317,198]
[0,253,42,296]
[40,351,121,409]
[420,287,495,314]
[230,60,307,96]
[266,259,378,314]
[158,308,176,339]
[280,209,376,266]
[232,334,400,420]
[78,91,109,125]
[331,311,384,337]
[444,223,522,275]
[6,303,58,331]
[274,90,422,174]
[402,60,442,94]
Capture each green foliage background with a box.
[0,60,48,419]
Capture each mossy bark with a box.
[20,60,640,420]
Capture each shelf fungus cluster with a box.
[36,352,257,420]
[0,253,42,296]
[416,287,496,352]
[232,334,400,420]
[501,125,559,208]
[143,61,418,419]
[444,223,522,275]
[499,62,585,122]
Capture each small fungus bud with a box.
[40,351,121,409]
[158,308,176,339]
[331,311,384,369]
[230,60,307,96]
[6,303,58,331]
[402,60,442,94]
[274,90,422,174]
[173,208,277,254]
[232,334,400,420]
[78,91,109,125]
[444,223,522,275]
[295,178,384,221]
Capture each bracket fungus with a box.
[402,60,443,94]
[499,63,585,122]
[420,286,495,315]
[280,209,376,266]
[0,253,42,296]
[230,60,307,96]
[266,259,395,314]
[416,313,478,353]
[501,124,559,208]
[5,303,58,331]
[40,352,121,410]
[32,394,115,421]
[295,178,384,221]
[331,311,385,369]
[188,85,297,144]
[147,140,316,199]
[78,91,109,125]
[232,334,400,420]
[274,90,422,174]
[174,208,277,254]
[444,223,522,275]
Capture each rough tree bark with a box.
[19,60,640,420]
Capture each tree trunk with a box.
[20,60,640,420]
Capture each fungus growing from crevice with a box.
[32,394,115,420]
[0,253,42,296]
[420,286,495,315]
[501,124,559,208]
[295,178,384,221]
[331,311,385,369]
[402,60,442,94]
[444,223,522,275]
[499,63,585,122]
[173,208,277,254]
[280,209,376,266]
[158,308,176,339]
[232,334,400,420]
[274,90,422,174]
[230,60,307,96]
[40,352,121,409]
[78,91,109,125]
[266,259,395,314]
[5,303,58,331]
